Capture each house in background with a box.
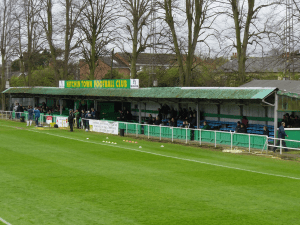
[79,53,179,80]
[79,55,131,80]
[220,53,300,79]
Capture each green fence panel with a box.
[161,127,172,139]
[172,128,190,140]
[216,132,231,146]
[285,130,300,148]
[251,135,268,150]
[201,130,215,144]
[233,133,249,148]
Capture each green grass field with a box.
[1,120,300,225]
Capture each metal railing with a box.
[2,111,300,154]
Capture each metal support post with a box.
[197,102,200,129]
[274,92,278,140]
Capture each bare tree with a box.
[159,0,217,86]
[23,0,43,86]
[0,0,17,110]
[39,0,61,85]
[216,0,282,84]
[78,0,117,80]
[60,0,85,80]
[119,0,155,78]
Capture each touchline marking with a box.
[2,124,300,181]
[0,217,12,225]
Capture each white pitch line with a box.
[0,217,12,225]
[2,124,300,181]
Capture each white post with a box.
[249,134,251,152]
[186,128,188,144]
[231,132,233,150]
[280,139,282,155]
[148,125,150,139]
[136,124,138,137]
[160,125,161,140]
[200,129,202,145]
[172,128,173,142]
[215,131,217,148]
[126,123,128,135]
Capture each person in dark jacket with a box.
[75,109,80,128]
[68,110,75,132]
[169,118,175,127]
[235,121,241,133]
[203,121,210,130]
[273,122,289,152]
[239,124,247,133]
[147,114,153,124]
[263,126,269,136]
[33,107,40,126]
[154,116,161,125]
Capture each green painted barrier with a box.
[285,130,300,149]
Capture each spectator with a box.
[273,122,288,152]
[68,110,75,132]
[242,116,248,128]
[189,114,197,128]
[81,110,86,129]
[203,121,210,130]
[169,118,175,127]
[154,116,161,125]
[33,107,40,126]
[147,114,153,124]
[235,121,241,133]
[126,110,132,121]
[263,126,269,136]
[239,124,247,133]
[162,104,170,119]
[91,108,96,119]
[75,109,80,128]
[27,106,34,126]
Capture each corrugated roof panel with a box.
[2,87,276,100]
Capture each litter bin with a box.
[20,116,25,122]
[120,128,124,136]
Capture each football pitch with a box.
[1,120,300,225]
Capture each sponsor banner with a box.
[64,79,136,89]
[56,116,68,127]
[88,120,119,135]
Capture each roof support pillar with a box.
[138,102,142,124]
[239,105,243,117]
[274,92,278,139]
[94,100,97,112]
[144,103,147,118]
[197,102,200,129]
[264,106,268,125]
[217,104,221,121]
[60,99,63,115]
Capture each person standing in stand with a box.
[68,109,75,132]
